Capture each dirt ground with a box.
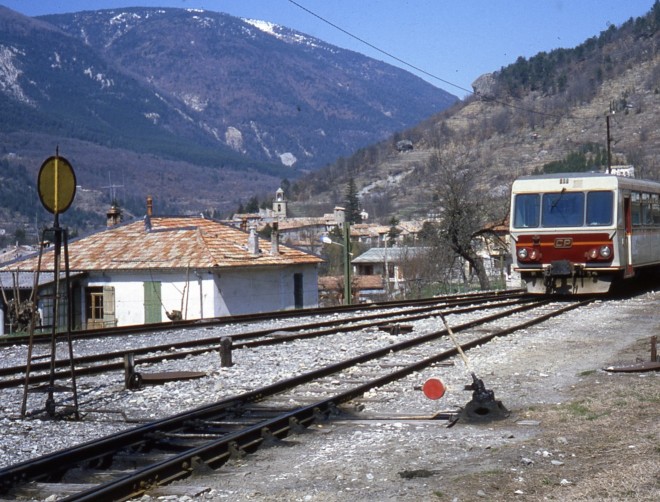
[436,338,660,501]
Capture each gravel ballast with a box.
[1,293,658,501]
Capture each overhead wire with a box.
[286,0,616,122]
[287,0,472,96]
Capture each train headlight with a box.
[517,247,541,262]
[587,245,613,261]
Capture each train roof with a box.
[512,172,660,192]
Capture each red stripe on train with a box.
[515,233,613,263]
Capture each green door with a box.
[144,281,162,324]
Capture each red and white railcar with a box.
[509,172,660,294]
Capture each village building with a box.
[0,201,322,330]
[224,187,514,301]
[351,247,428,299]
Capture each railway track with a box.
[0,291,530,390]
[0,290,525,347]
[0,297,591,501]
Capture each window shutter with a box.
[103,286,116,326]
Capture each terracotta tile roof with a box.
[1,217,322,273]
[275,217,326,230]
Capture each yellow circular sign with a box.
[38,156,77,214]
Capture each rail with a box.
[0,298,591,500]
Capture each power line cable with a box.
[287,0,472,95]
[286,0,614,122]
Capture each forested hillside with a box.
[289,2,660,222]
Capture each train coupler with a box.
[460,373,509,422]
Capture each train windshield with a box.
[586,191,613,225]
[513,190,614,228]
[542,191,584,227]
[513,194,540,227]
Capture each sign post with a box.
[21,149,80,419]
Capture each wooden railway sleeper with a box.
[288,416,305,433]
[228,441,246,459]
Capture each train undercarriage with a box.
[520,260,617,294]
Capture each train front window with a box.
[542,191,584,227]
[513,194,540,228]
[586,191,613,225]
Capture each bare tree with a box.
[397,244,456,299]
[426,146,509,290]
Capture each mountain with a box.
[0,6,457,244]
[289,3,660,222]
[41,8,456,170]
[0,5,456,243]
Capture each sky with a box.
[1,1,656,97]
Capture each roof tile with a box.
[1,217,322,272]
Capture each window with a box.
[641,193,653,225]
[513,194,540,228]
[86,287,104,321]
[631,192,641,225]
[652,194,660,224]
[542,191,584,227]
[514,189,614,228]
[586,191,613,226]
[85,286,116,329]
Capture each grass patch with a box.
[567,401,591,416]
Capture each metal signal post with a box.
[21,150,80,419]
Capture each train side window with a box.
[631,204,641,225]
[542,192,584,227]
[586,191,613,226]
[630,192,641,225]
[641,204,652,225]
[652,202,660,225]
[641,193,653,225]
[513,194,540,228]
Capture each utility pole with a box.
[343,222,352,305]
[606,114,613,174]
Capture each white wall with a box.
[211,264,319,315]
[86,270,208,325]
[84,264,319,326]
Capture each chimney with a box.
[106,203,122,228]
[271,221,279,255]
[248,226,259,255]
[146,195,153,217]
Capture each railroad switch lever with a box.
[124,353,143,390]
[465,372,495,402]
[460,372,509,423]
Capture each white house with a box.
[1,214,322,329]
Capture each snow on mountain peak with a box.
[243,19,281,36]
[242,18,323,49]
